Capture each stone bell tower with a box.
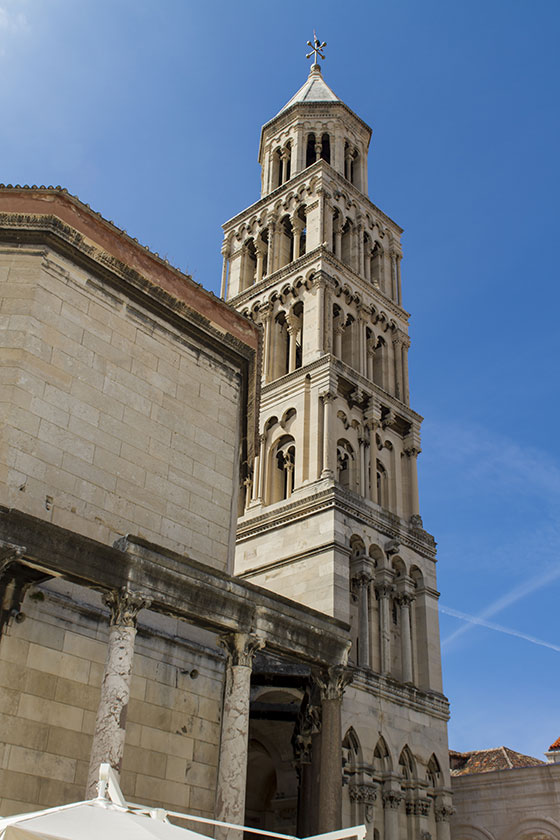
[221,46,453,840]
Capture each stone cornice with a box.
[222,159,402,238]
[350,669,450,722]
[0,507,350,667]
[237,485,437,561]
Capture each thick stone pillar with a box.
[375,581,394,675]
[313,666,353,833]
[86,587,149,797]
[320,390,336,478]
[398,593,415,684]
[382,781,403,840]
[215,632,264,833]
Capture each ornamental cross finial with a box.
[306,31,326,65]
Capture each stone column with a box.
[435,795,454,840]
[396,255,403,305]
[286,313,300,373]
[313,666,353,833]
[315,140,322,162]
[260,303,273,384]
[367,337,376,382]
[215,632,264,834]
[220,242,230,299]
[268,214,278,274]
[402,336,410,405]
[392,334,403,401]
[251,438,261,503]
[86,587,149,797]
[323,195,333,252]
[390,253,398,300]
[314,276,326,355]
[255,240,266,284]
[333,321,345,359]
[375,581,394,675]
[258,432,267,502]
[334,217,342,259]
[281,147,290,184]
[382,782,403,840]
[320,391,336,478]
[291,216,304,260]
[351,561,374,668]
[398,593,415,684]
[358,437,366,497]
[357,222,364,278]
[405,445,421,517]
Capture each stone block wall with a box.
[0,580,225,817]
[0,246,242,571]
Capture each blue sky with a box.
[2,0,560,760]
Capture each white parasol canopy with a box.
[0,765,366,840]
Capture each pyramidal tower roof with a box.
[276,63,341,116]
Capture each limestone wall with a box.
[451,763,560,840]
[0,579,225,817]
[0,246,242,571]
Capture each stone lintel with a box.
[0,507,349,668]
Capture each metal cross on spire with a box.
[306,31,326,65]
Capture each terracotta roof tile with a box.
[449,746,544,776]
[549,736,560,751]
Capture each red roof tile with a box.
[449,746,544,776]
[548,736,560,751]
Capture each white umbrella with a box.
[0,765,366,840]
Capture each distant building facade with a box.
[450,743,560,840]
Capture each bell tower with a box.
[221,46,452,837]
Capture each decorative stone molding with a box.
[382,790,403,810]
[218,631,265,667]
[349,783,377,822]
[104,587,150,628]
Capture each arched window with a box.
[278,215,294,268]
[373,736,392,776]
[270,435,296,503]
[427,754,442,788]
[306,132,316,168]
[242,239,257,290]
[399,745,416,782]
[321,133,331,164]
[337,440,356,490]
[341,218,353,267]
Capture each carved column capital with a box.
[319,390,337,405]
[104,587,150,628]
[218,631,264,667]
[312,664,353,700]
[382,790,403,810]
[435,804,455,823]
[375,582,395,600]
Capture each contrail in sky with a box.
[440,605,560,653]
[442,564,560,648]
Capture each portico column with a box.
[86,587,150,797]
[382,782,403,840]
[320,391,336,478]
[313,665,353,832]
[375,582,394,675]
[398,593,415,684]
[215,632,264,834]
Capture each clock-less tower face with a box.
[221,58,452,840]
